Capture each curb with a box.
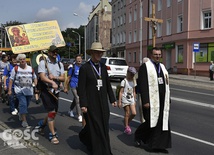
[0,121,54,155]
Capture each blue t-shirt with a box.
[68,64,81,88]
[3,64,15,88]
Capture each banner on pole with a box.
[5,20,65,54]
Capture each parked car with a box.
[101,57,128,80]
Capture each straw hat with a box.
[86,42,105,55]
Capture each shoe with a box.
[22,121,29,128]
[68,110,74,117]
[78,115,82,123]
[49,132,59,145]
[11,109,18,115]
[35,99,41,104]
[124,126,131,135]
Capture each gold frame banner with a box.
[5,20,65,54]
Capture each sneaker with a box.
[21,121,29,128]
[11,109,18,115]
[124,126,132,135]
[68,110,74,117]
[78,115,82,123]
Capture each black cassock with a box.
[78,61,116,155]
[135,62,172,149]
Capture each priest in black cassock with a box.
[135,47,171,153]
[78,42,117,155]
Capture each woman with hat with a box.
[78,42,117,155]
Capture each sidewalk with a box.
[169,74,214,90]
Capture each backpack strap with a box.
[71,64,75,76]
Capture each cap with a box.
[128,66,137,75]
[49,45,59,52]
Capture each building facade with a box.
[111,0,126,58]
[126,0,214,76]
[86,0,112,57]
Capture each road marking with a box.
[171,97,214,108]
[171,88,214,97]
[59,97,73,103]
[59,92,214,147]
[110,112,214,147]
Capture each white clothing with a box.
[10,65,37,96]
[121,78,136,107]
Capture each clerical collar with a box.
[91,60,99,65]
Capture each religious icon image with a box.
[7,25,30,47]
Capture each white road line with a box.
[59,90,214,147]
[110,112,214,147]
[171,97,214,108]
[171,131,214,147]
[59,97,73,103]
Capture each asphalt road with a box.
[0,79,214,155]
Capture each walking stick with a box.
[40,51,59,101]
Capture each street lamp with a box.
[73,12,87,61]
[72,30,81,55]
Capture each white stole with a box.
[145,60,170,131]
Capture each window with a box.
[129,31,132,43]
[167,19,172,35]
[133,52,137,63]
[177,45,183,63]
[120,32,123,43]
[157,23,162,37]
[118,17,120,27]
[121,0,123,8]
[117,34,120,44]
[104,5,107,12]
[123,31,126,43]
[158,0,162,11]
[134,30,137,42]
[128,52,131,63]
[120,16,123,25]
[118,2,120,10]
[177,15,183,32]
[113,19,115,28]
[124,13,126,24]
[129,9,132,23]
[112,35,115,45]
[134,5,137,21]
[167,0,171,7]
[202,11,211,29]
[196,43,207,62]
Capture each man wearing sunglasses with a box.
[37,45,65,145]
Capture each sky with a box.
[0,0,108,31]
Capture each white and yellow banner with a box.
[5,20,65,54]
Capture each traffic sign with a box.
[193,43,200,52]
